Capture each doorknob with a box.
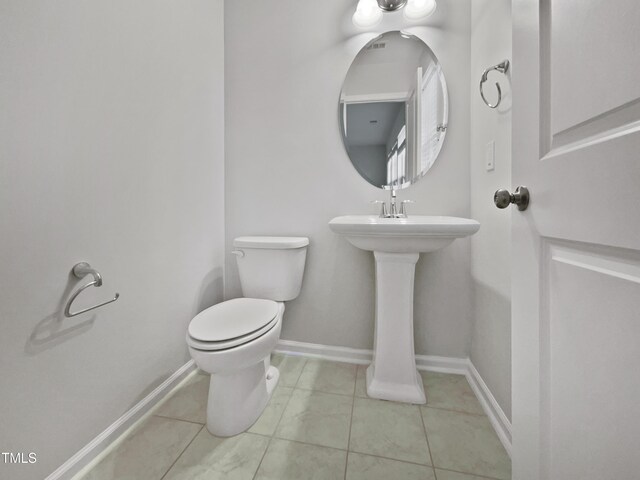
[494,186,530,211]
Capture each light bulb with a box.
[352,0,383,28]
[403,0,437,20]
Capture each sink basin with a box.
[329,215,480,253]
[329,214,480,404]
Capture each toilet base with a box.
[206,361,279,437]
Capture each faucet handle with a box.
[371,200,389,218]
[399,200,415,217]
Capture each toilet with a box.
[186,236,309,437]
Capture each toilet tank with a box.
[233,236,309,301]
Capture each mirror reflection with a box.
[340,31,448,189]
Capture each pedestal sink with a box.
[329,215,480,404]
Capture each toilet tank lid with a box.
[233,236,309,249]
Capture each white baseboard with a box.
[45,360,196,480]
[275,339,512,456]
[415,353,469,375]
[275,339,372,365]
[466,361,512,457]
[275,339,468,374]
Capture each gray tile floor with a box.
[77,354,511,480]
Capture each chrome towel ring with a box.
[64,262,120,317]
[479,60,510,109]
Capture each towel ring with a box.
[479,60,510,109]
[64,262,120,317]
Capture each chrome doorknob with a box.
[494,186,530,211]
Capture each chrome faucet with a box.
[389,189,398,218]
[372,189,414,218]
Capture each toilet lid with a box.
[187,315,279,351]
[233,236,309,249]
[188,298,279,343]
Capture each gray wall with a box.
[469,0,513,419]
[224,0,473,357]
[0,1,225,479]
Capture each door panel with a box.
[550,0,640,133]
[544,242,640,478]
[537,0,640,250]
[512,0,640,478]
[537,136,640,250]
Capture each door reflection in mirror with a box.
[340,31,448,190]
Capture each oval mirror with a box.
[339,31,448,190]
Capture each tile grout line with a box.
[421,372,487,417]
[207,357,502,479]
[174,356,503,480]
[294,385,359,398]
[152,414,206,426]
[281,359,501,479]
[271,358,356,477]
[346,448,434,468]
[251,356,305,480]
[250,432,274,480]
[349,367,434,470]
[291,357,308,389]
[270,358,502,478]
[158,424,205,480]
[418,413,505,480]
[267,436,349,454]
[420,405,507,479]
[343,365,358,480]
[344,451,351,480]
[419,403,438,478]
[422,404,487,417]
[262,432,458,468]
[434,466,504,480]
[267,370,299,439]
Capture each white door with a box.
[511,1,640,479]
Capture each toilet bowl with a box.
[186,236,308,437]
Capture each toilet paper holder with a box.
[64,262,120,317]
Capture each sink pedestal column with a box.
[366,251,426,404]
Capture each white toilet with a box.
[186,236,308,437]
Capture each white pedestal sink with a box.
[329,215,480,404]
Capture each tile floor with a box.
[77,354,511,480]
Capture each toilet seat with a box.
[187,316,278,351]
[187,298,279,351]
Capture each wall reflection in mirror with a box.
[340,31,448,190]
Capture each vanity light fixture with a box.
[352,0,383,28]
[403,0,437,19]
[377,0,408,11]
[352,0,436,28]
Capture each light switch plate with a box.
[485,140,495,171]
